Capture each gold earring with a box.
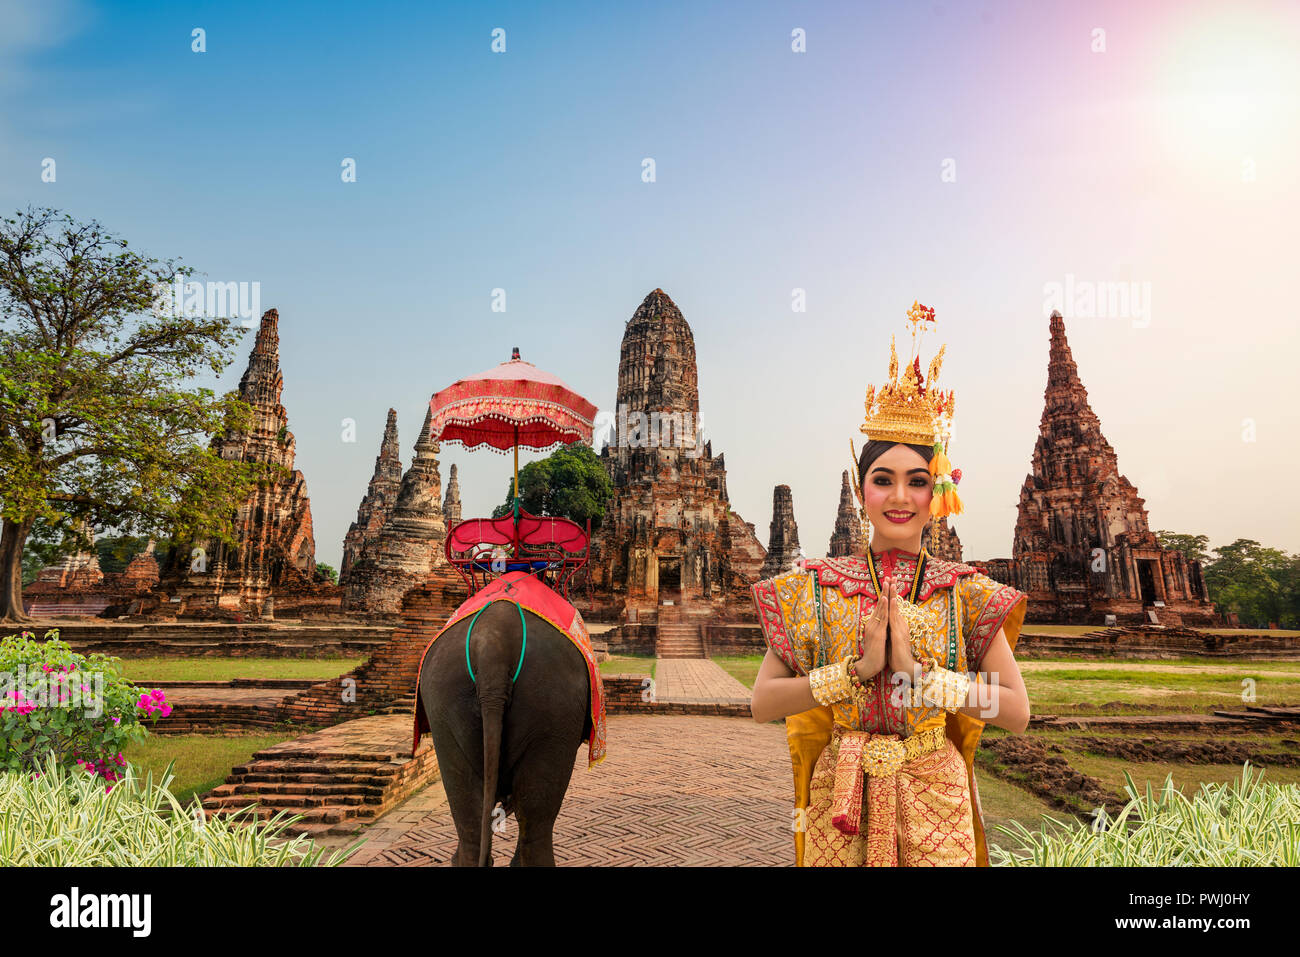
[849,439,871,554]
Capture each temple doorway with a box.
[657,558,682,605]
[1137,559,1159,604]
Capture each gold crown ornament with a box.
[849,301,963,520]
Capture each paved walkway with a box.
[330,714,794,866]
[652,658,752,706]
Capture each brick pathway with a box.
[332,715,795,866]
[652,658,752,706]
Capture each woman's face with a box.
[860,444,933,551]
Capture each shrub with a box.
[0,755,357,866]
[991,763,1300,866]
[0,629,168,784]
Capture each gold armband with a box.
[918,657,971,711]
[809,659,854,706]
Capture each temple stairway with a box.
[654,604,705,658]
[199,715,438,840]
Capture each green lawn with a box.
[1060,750,1300,795]
[1028,726,1300,750]
[712,654,764,689]
[1024,624,1300,637]
[1020,657,1300,714]
[600,655,655,678]
[122,732,310,805]
[115,657,364,683]
[707,653,1300,712]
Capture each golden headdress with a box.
[848,301,963,519]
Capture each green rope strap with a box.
[465,600,527,684]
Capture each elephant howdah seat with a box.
[445,506,590,599]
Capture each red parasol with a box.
[428,347,598,500]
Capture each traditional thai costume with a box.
[751,302,1028,867]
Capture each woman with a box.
[750,304,1030,866]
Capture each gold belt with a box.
[830,725,947,835]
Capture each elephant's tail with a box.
[472,605,512,868]
[477,693,505,867]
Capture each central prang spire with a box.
[616,288,700,425]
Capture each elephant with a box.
[417,599,593,866]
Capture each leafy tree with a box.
[1155,530,1210,565]
[491,443,612,530]
[314,562,338,584]
[1202,539,1296,628]
[0,207,254,622]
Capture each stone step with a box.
[204,792,369,809]
[202,803,355,825]
[229,771,399,787]
[231,760,402,777]
[656,636,704,645]
[228,781,387,797]
[248,748,404,763]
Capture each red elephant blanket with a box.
[412,571,607,766]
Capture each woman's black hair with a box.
[857,440,934,493]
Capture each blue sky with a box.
[3,0,1297,566]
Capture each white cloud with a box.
[0,0,89,92]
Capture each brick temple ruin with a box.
[20,298,1228,634]
[928,516,963,562]
[22,524,162,618]
[972,311,1217,627]
[827,472,866,558]
[586,289,766,620]
[339,408,403,584]
[23,311,337,621]
[760,485,802,579]
[161,309,330,617]
[341,408,461,618]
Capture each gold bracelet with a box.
[918,660,971,711]
[844,655,867,705]
[809,659,854,706]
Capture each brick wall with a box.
[277,567,466,726]
[701,623,764,655]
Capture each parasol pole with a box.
[512,423,521,559]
